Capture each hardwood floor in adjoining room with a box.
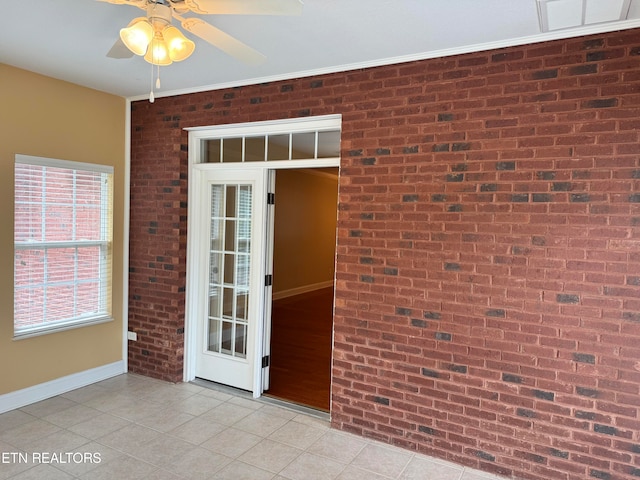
[266,287,334,412]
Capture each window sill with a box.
[13,316,114,341]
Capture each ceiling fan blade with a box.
[96,0,146,6]
[184,0,303,16]
[181,18,266,65]
[107,38,134,59]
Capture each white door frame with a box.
[183,115,341,398]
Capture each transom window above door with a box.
[204,129,340,163]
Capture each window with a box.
[14,155,114,337]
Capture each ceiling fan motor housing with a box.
[147,1,173,25]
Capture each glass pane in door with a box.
[207,183,252,359]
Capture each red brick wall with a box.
[129,29,640,479]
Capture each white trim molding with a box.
[0,361,126,414]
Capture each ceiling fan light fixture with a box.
[119,18,153,56]
[144,31,173,65]
[163,25,195,61]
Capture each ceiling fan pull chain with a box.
[149,55,155,103]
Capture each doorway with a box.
[265,168,338,412]
[184,115,342,402]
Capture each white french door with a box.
[192,167,268,391]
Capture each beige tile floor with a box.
[0,374,504,480]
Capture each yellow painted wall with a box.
[0,64,126,395]
[273,168,338,294]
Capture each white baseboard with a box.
[272,280,334,301]
[0,361,126,414]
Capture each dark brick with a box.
[569,64,598,76]
[502,373,523,384]
[449,364,468,374]
[432,143,450,152]
[396,307,412,316]
[403,145,419,154]
[492,51,523,62]
[480,184,498,192]
[362,157,376,165]
[438,113,454,122]
[550,448,569,459]
[486,309,505,318]
[418,425,437,435]
[250,97,262,104]
[552,182,572,191]
[384,267,399,276]
[517,408,536,418]
[583,39,605,49]
[537,171,556,180]
[360,275,375,283]
[557,294,580,304]
[411,318,428,328]
[590,469,611,479]
[376,148,391,155]
[594,424,617,436]
[532,236,546,246]
[444,263,461,271]
[582,98,618,109]
[448,204,463,212]
[586,51,607,62]
[360,257,374,264]
[571,193,591,202]
[424,311,441,320]
[629,194,640,203]
[348,149,363,157]
[452,142,472,151]
[446,174,464,182]
[280,84,294,92]
[532,69,558,80]
[403,194,420,202]
[421,368,439,378]
[573,353,596,364]
[628,277,640,286]
[435,332,452,341]
[511,194,529,202]
[576,387,599,398]
[496,161,516,171]
[350,230,363,237]
[533,193,551,202]
[310,79,323,88]
[374,396,390,405]
[432,194,447,202]
[533,389,555,401]
[476,450,496,461]
[360,213,374,220]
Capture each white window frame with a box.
[13,154,114,339]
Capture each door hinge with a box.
[262,355,270,368]
[265,274,273,287]
[267,192,275,205]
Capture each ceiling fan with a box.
[100,0,303,66]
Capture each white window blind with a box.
[14,155,114,337]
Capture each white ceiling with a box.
[2,0,640,100]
